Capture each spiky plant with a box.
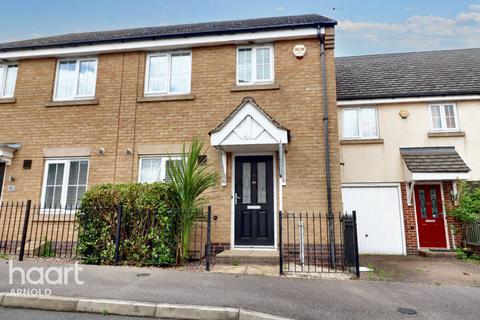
[167,138,218,264]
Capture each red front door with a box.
[414,184,447,248]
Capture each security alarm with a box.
[293,45,306,59]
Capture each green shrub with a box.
[76,182,176,266]
[450,181,480,223]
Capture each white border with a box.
[137,155,181,183]
[341,106,380,140]
[0,28,318,60]
[337,95,480,106]
[412,181,450,250]
[231,152,277,250]
[428,103,460,132]
[341,182,407,255]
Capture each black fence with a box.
[0,201,212,270]
[279,210,360,277]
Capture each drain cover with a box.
[397,307,417,315]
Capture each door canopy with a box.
[0,143,21,165]
[209,97,289,152]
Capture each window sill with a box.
[340,138,384,145]
[45,99,98,107]
[0,97,16,104]
[230,82,280,92]
[428,131,465,138]
[137,94,195,103]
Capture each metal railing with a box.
[278,210,360,277]
[0,201,212,270]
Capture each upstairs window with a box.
[145,51,192,95]
[429,103,459,131]
[237,45,274,85]
[139,156,182,183]
[0,64,18,98]
[343,107,379,139]
[54,58,98,101]
[41,159,89,209]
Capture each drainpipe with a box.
[317,25,336,268]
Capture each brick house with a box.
[336,49,480,254]
[0,14,341,253]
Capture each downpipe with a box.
[317,25,336,269]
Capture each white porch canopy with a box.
[0,143,21,165]
[209,97,289,186]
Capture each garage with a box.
[342,184,406,255]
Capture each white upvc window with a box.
[40,159,89,209]
[53,58,98,101]
[144,51,192,96]
[429,103,459,131]
[0,64,18,98]
[139,156,182,183]
[236,45,274,85]
[342,107,379,139]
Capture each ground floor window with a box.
[41,158,89,209]
[139,156,181,183]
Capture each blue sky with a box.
[1,0,479,56]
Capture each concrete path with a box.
[1,260,479,320]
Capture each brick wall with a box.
[0,28,341,247]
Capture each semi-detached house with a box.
[0,14,341,253]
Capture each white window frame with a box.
[236,45,274,85]
[53,58,98,101]
[144,51,192,96]
[40,158,90,211]
[138,156,182,183]
[0,63,18,98]
[428,103,459,132]
[342,106,380,139]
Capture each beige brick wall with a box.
[0,28,341,245]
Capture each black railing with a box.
[279,210,359,277]
[0,201,212,270]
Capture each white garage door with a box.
[342,185,406,255]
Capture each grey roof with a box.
[336,48,480,101]
[400,147,470,173]
[0,14,335,52]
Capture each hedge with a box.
[76,182,176,266]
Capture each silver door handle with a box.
[234,193,241,205]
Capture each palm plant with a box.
[167,138,218,264]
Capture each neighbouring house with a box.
[336,48,480,255]
[0,14,341,255]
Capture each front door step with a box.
[215,249,279,266]
[418,249,456,258]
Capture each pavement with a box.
[0,307,157,320]
[360,255,480,286]
[0,259,479,320]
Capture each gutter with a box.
[317,25,336,268]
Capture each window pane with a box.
[3,65,17,97]
[256,48,271,81]
[444,105,456,129]
[170,53,191,93]
[359,108,378,138]
[237,48,252,83]
[242,162,251,204]
[419,189,427,218]
[77,60,97,96]
[0,66,4,96]
[66,160,88,207]
[164,159,182,182]
[44,163,65,209]
[430,105,442,129]
[343,109,359,138]
[55,61,77,100]
[257,162,266,204]
[147,55,168,93]
[430,189,438,218]
[140,159,162,183]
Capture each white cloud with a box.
[336,5,480,55]
[276,7,286,12]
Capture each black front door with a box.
[0,162,5,199]
[234,156,274,246]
